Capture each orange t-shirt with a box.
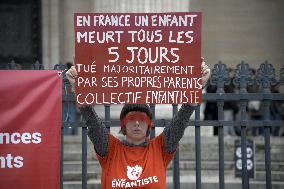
[95,133,175,188]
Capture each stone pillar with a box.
[42,0,95,68]
[42,0,60,69]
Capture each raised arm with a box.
[66,66,109,157]
[163,59,211,153]
[79,106,109,157]
[163,104,197,153]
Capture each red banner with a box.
[0,71,62,189]
[74,12,202,104]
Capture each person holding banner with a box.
[66,60,210,188]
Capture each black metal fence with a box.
[4,60,284,189]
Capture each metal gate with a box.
[5,60,284,189]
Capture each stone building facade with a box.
[39,0,284,72]
[0,0,283,136]
[0,0,282,71]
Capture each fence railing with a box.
[3,60,284,189]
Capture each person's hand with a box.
[201,57,211,88]
[66,66,77,87]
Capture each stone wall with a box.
[41,0,283,136]
[42,0,283,71]
[190,0,284,73]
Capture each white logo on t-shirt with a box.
[126,165,143,180]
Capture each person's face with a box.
[124,112,149,142]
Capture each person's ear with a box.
[146,128,151,137]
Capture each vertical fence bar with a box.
[82,125,88,189]
[256,62,275,189]
[217,100,225,189]
[60,73,69,189]
[263,99,272,189]
[81,92,88,189]
[210,62,230,189]
[150,104,156,139]
[264,125,272,189]
[195,105,201,189]
[234,62,252,189]
[240,100,248,189]
[172,104,180,189]
[105,105,111,129]
[60,126,64,189]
